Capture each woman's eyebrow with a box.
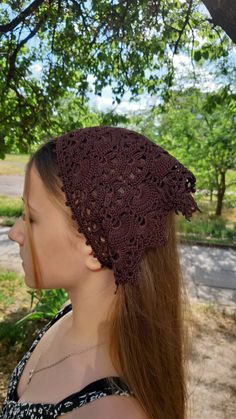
[21,196,39,212]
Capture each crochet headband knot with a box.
[53,126,201,288]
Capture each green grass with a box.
[0,154,29,175]
[0,269,68,325]
[0,269,40,354]
[0,196,23,217]
[177,215,236,244]
[4,154,30,163]
[224,193,236,209]
[0,270,28,316]
[0,196,23,226]
[0,268,67,349]
[175,198,236,245]
[191,300,236,320]
[227,169,236,193]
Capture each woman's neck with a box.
[64,274,117,349]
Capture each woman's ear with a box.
[85,244,103,271]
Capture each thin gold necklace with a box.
[26,340,107,387]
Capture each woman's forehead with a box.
[24,164,50,208]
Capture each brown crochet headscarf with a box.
[53,126,201,290]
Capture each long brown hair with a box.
[24,138,193,419]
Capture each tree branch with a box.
[6,12,49,83]
[70,0,89,31]
[201,0,236,43]
[0,0,46,34]
[173,0,193,55]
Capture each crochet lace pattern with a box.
[54,126,201,287]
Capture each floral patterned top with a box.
[0,303,133,418]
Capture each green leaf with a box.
[194,50,202,61]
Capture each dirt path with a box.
[0,175,24,197]
[187,304,236,419]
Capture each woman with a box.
[1,126,200,419]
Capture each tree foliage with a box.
[127,87,236,216]
[0,0,233,155]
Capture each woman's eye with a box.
[21,212,33,223]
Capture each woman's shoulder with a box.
[58,394,149,419]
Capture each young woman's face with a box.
[8,164,88,289]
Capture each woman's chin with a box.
[24,279,36,288]
[23,271,36,288]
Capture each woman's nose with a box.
[8,219,24,246]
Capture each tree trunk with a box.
[215,171,226,216]
[209,189,213,202]
[202,0,236,43]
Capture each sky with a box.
[8,1,236,115]
[30,46,236,115]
